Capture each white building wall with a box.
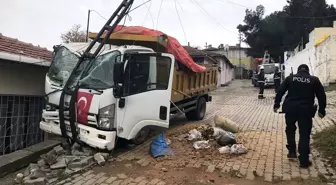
[215,57,233,86]
[285,34,336,86]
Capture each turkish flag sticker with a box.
[76,91,93,124]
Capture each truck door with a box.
[116,53,175,140]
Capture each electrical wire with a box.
[90,10,108,20]
[156,0,164,30]
[174,0,188,45]
[176,0,183,11]
[141,0,155,28]
[128,0,152,13]
[215,0,251,9]
[190,0,235,34]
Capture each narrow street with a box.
[55,80,336,185]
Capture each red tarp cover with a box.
[112,25,206,72]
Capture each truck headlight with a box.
[98,104,115,130]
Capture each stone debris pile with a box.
[187,115,247,155]
[18,143,110,185]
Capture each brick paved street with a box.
[55,80,336,185]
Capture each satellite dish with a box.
[224,44,229,52]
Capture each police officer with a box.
[273,64,326,168]
[273,66,281,94]
[258,66,266,99]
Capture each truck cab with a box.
[41,42,175,150]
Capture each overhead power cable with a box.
[189,0,236,34]
[156,0,164,30]
[175,0,188,44]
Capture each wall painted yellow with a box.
[229,57,253,70]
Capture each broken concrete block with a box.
[41,150,57,165]
[94,153,106,165]
[50,158,66,170]
[53,145,65,155]
[214,115,239,133]
[67,156,94,169]
[30,168,46,180]
[37,159,46,168]
[23,177,46,185]
[24,163,39,177]
[14,173,24,184]
[46,169,63,179]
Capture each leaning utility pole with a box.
[86,9,91,42]
[238,31,242,79]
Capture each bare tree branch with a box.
[60,24,87,43]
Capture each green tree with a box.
[237,0,336,61]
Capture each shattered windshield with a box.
[263,64,275,74]
[47,46,79,86]
[79,51,121,90]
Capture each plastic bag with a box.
[188,129,202,141]
[213,127,237,146]
[214,115,239,133]
[193,140,211,150]
[218,146,231,154]
[150,133,175,158]
[230,144,248,155]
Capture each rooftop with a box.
[0,33,52,62]
[183,46,233,67]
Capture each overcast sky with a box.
[1,0,335,50]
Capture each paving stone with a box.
[282,173,291,181]
[74,180,85,185]
[105,176,117,183]
[111,180,122,185]
[264,173,272,182]
[117,173,128,179]
[245,170,255,180]
[134,176,146,183]
[138,180,149,185]
[82,170,94,176]
[96,176,108,184]
[83,173,96,181]
[149,178,161,185]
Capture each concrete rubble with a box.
[19,143,110,185]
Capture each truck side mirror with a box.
[282,65,285,71]
[113,62,124,84]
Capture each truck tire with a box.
[185,97,207,121]
[131,127,150,145]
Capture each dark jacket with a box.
[258,70,265,82]
[274,71,326,115]
[273,69,281,81]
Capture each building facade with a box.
[284,21,336,86]
[0,34,52,155]
[184,46,234,87]
[204,44,254,70]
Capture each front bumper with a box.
[40,111,116,150]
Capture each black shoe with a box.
[299,161,312,168]
[287,152,297,159]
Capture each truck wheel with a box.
[185,97,207,121]
[131,127,150,145]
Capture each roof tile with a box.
[0,33,52,62]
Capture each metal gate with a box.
[0,95,45,156]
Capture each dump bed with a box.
[88,32,218,102]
